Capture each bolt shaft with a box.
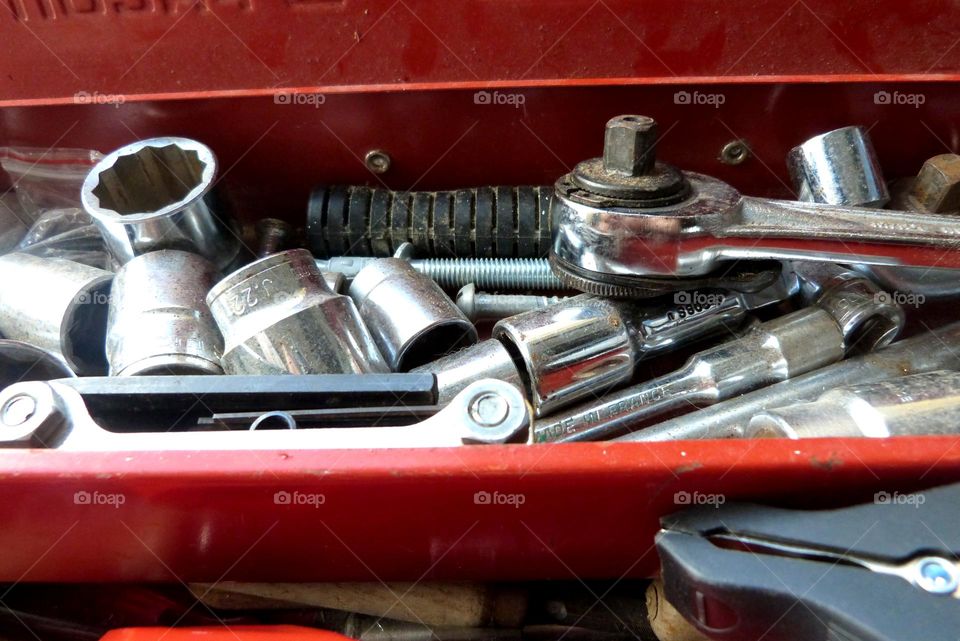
[256,218,294,257]
[317,256,563,291]
[465,292,566,321]
[417,258,561,290]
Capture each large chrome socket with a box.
[208,249,388,375]
[0,253,112,375]
[106,250,223,376]
[80,137,241,270]
[348,258,478,371]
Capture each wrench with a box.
[550,116,960,295]
[0,379,530,450]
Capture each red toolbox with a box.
[1,0,959,583]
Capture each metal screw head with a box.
[468,391,511,427]
[911,154,960,213]
[456,284,477,320]
[603,115,657,176]
[720,140,751,165]
[1,394,36,427]
[914,557,959,595]
[364,150,392,174]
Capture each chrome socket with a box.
[787,126,889,207]
[106,250,223,376]
[0,339,75,390]
[208,249,388,375]
[0,253,112,375]
[348,258,478,371]
[81,137,241,270]
[493,292,754,417]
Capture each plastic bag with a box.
[0,147,111,268]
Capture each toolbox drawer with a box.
[1,0,959,583]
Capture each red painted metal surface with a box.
[2,82,959,225]
[0,1,959,583]
[2,0,960,103]
[102,626,352,641]
[1,438,959,582]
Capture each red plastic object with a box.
[0,1,959,583]
[101,626,352,641]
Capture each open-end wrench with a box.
[550,116,960,297]
[0,379,530,450]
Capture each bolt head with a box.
[468,391,510,427]
[603,115,658,176]
[911,154,960,213]
[456,284,477,320]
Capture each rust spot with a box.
[675,462,703,474]
[810,454,843,470]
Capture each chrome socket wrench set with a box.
[3,118,960,451]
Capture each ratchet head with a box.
[549,114,756,296]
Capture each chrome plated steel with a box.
[748,370,960,439]
[532,305,846,443]
[0,253,112,375]
[0,378,529,450]
[349,258,478,371]
[81,137,241,269]
[550,116,960,294]
[493,272,795,417]
[617,320,960,442]
[410,339,525,406]
[208,249,388,375]
[106,250,223,376]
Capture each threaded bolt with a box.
[316,243,564,291]
[456,284,566,321]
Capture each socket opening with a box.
[90,142,210,216]
[844,312,902,355]
[397,323,478,372]
[63,279,112,375]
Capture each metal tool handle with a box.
[0,379,531,451]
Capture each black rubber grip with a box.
[308,185,554,258]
